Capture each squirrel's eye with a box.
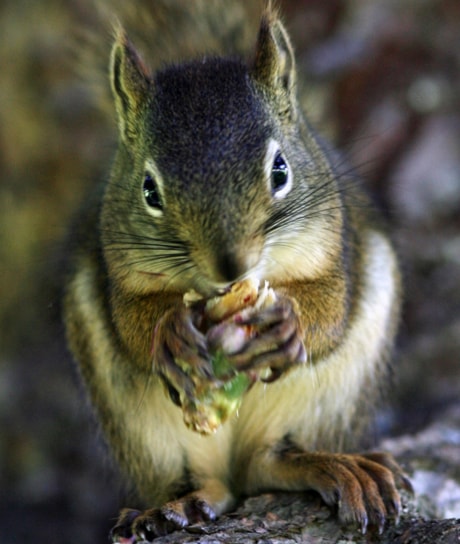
[271,152,289,195]
[143,173,162,209]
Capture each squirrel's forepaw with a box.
[226,294,306,380]
[110,496,216,543]
[152,306,213,404]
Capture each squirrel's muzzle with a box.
[210,243,261,284]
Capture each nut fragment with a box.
[204,277,260,322]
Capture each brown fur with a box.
[64,3,409,541]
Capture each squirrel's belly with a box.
[138,383,235,491]
[231,230,399,457]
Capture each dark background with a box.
[1,0,459,542]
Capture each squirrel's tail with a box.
[102,0,264,62]
[74,0,265,117]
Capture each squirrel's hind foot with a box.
[111,483,234,543]
[111,499,214,542]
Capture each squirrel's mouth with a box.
[191,278,232,299]
[135,267,229,298]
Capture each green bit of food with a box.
[181,351,253,435]
[212,350,254,399]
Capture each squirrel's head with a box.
[102,10,343,296]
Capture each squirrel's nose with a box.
[213,242,263,283]
[216,251,247,283]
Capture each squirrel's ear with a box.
[110,27,151,144]
[251,10,297,120]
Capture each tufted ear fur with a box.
[251,8,297,120]
[110,26,151,144]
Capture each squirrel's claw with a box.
[270,450,408,534]
[361,451,414,496]
[227,295,306,375]
[152,306,214,399]
[325,452,406,531]
[111,496,217,543]
[110,508,143,542]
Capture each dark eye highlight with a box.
[143,173,162,209]
[271,152,289,194]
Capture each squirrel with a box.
[64,2,412,541]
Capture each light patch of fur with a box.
[230,230,398,493]
[67,261,234,501]
[258,218,342,282]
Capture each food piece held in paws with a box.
[179,353,255,435]
[178,278,279,434]
[204,277,260,322]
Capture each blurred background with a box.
[1,0,459,542]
